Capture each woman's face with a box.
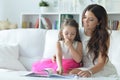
[62,26,76,42]
[82,11,99,32]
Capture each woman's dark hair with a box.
[82,4,110,64]
[58,18,81,42]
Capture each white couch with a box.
[0,28,120,80]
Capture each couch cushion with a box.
[0,29,18,44]
[17,29,47,70]
[43,30,59,58]
[0,29,47,70]
[0,43,26,70]
[109,30,120,76]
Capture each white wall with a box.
[1,0,41,27]
[0,0,57,28]
[0,0,85,28]
[0,0,5,20]
[0,0,119,28]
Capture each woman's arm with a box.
[89,53,107,74]
[89,37,110,74]
[77,53,107,77]
[71,38,110,77]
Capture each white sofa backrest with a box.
[43,30,59,59]
[0,29,120,76]
[0,29,18,44]
[43,29,120,76]
[109,30,120,75]
[18,29,47,70]
[0,29,47,70]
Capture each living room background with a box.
[0,0,120,28]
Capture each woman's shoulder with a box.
[73,41,82,48]
[79,28,91,42]
[74,41,82,44]
[79,27,84,34]
[79,28,86,39]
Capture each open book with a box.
[25,68,78,79]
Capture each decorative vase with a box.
[40,7,49,12]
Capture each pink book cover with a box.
[34,18,39,28]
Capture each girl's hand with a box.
[56,67,63,75]
[64,39,72,48]
[52,55,56,62]
[77,70,91,77]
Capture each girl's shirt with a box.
[59,41,78,59]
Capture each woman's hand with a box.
[77,70,91,77]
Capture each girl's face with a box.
[82,11,99,32]
[62,26,76,42]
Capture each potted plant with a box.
[39,0,49,7]
[39,0,49,12]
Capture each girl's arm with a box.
[68,41,82,63]
[56,42,63,74]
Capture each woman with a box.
[69,4,117,77]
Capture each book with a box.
[44,17,52,29]
[41,17,52,29]
[25,68,78,79]
[117,21,120,30]
[22,21,27,28]
[53,20,59,29]
[34,18,39,28]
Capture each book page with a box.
[49,73,78,79]
[25,72,78,79]
[25,72,49,77]
[25,68,79,79]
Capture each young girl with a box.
[32,19,82,75]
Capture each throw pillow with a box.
[0,44,26,70]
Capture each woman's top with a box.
[59,41,78,59]
[79,28,117,77]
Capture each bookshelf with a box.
[106,0,120,30]
[40,13,59,29]
[20,0,120,30]
[108,13,120,30]
[21,13,39,28]
[21,13,80,30]
[21,12,120,30]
